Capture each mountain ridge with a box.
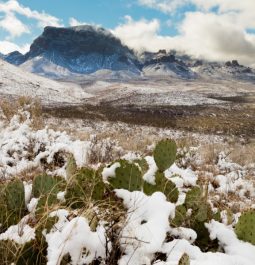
[3,25,255,81]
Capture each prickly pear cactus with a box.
[0,179,26,229]
[108,160,142,192]
[185,186,202,209]
[32,175,65,198]
[66,168,105,208]
[235,210,255,245]
[171,205,187,227]
[134,158,149,175]
[153,139,177,172]
[161,178,179,203]
[32,175,65,214]
[178,253,190,265]
[143,172,179,203]
[66,154,77,180]
[143,181,158,196]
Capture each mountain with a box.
[141,50,197,79]
[4,51,26,65]
[191,59,255,81]
[0,59,90,104]
[139,50,255,81]
[2,25,255,81]
[9,25,140,78]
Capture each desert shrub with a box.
[0,96,43,129]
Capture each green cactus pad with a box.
[32,175,65,198]
[235,210,255,245]
[153,139,177,172]
[66,168,105,208]
[108,160,142,192]
[143,171,179,203]
[161,179,179,203]
[185,186,202,209]
[171,205,187,227]
[143,181,158,196]
[32,175,65,214]
[134,158,149,175]
[0,179,26,229]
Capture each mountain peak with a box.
[20,25,140,75]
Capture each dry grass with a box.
[228,140,255,166]
[0,96,44,130]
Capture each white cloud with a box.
[112,16,162,52]
[0,13,29,38]
[69,17,84,27]
[112,13,255,65]
[69,17,101,28]
[0,0,63,32]
[138,0,189,13]
[0,40,29,54]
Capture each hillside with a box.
[0,59,91,104]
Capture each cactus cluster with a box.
[0,138,241,263]
[0,179,25,230]
[171,186,219,250]
[32,174,65,215]
[65,167,105,208]
[235,210,255,245]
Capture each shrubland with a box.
[0,98,254,265]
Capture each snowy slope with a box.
[0,59,92,104]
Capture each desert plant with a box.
[235,210,255,245]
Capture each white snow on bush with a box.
[102,162,121,182]
[0,217,35,245]
[46,210,106,265]
[0,112,90,179]
[115,190,175,265]
[165,163,198,187]
[142,156,158,184]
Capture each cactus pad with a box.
[108,160,142,192]
[153,139,177,172]
[235,210,255,245]
[66,168,105,208]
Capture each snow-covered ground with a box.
[0,108,254,265]
[0,59,92,104]
[78,78,255,107]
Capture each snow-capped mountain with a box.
[140,50,255,81]
[141,50,197,79]
[5,25,140,78]
[191,59,255,81]
[2,25,255,81]
[0,59,91,104]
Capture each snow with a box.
[170,227,197,243]
[0,59,92,104]
[23,181,32,205]
[46,211,106,265]
[142,156,158,184]
[0,105,254,265]
[0,111,91,179]
[115,190,175,265]
[165,163,198,187]
[0,217,35,245]
[102,162,121,182]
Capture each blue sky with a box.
[0,0,255,66]
[0,0,188,45]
